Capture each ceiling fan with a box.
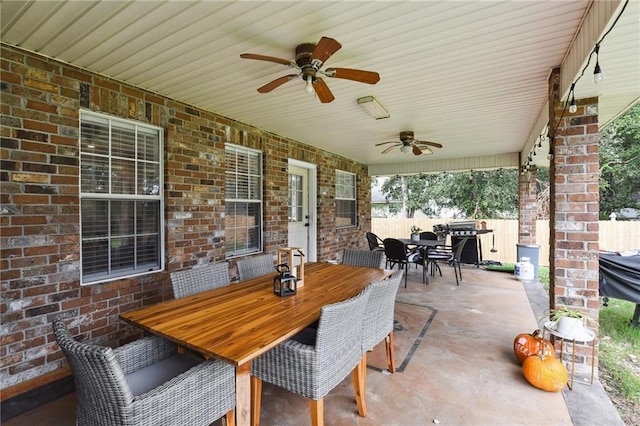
[240,36,380,103]
[376,131,443,155]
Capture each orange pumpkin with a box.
[522,352,568,392]
[513,329,554,364]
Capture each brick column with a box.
[549,96,600,378]
[518,165,537,245]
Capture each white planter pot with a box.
[554,317,586,338]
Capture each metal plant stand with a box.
[543,322,596,390]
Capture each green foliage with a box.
[434,169,519,218]
[537,266,549,290]
[599,104,640,218]
[381,174,432,218]
[380,169,518,219]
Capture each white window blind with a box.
[225,144,263,256]
[80,111,164,284]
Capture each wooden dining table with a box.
[120,261,392,426]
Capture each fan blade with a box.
[312,78,335,103]
[311,37,342,65]
[382,145,397,154]
[412,145,422,155]
[240,53,296,67]
[257,74,298,93]
[375,141,400,146]
[324,68,380,84]
[416,140,443,148]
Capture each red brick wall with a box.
[0,45,371,392]
[518,165,537,245]
[549,96,600,376]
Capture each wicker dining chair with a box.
[170,262,230,299]
[361,270,403,375]
[251,286,372,425]
[52,319,236,426]
[342,248,385,268]
[237,254,275,281]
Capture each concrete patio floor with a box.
[4,263,624,425]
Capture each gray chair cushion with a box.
[126,353,202,396]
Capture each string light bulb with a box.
[593,43,603,84]
[569,95,577,113]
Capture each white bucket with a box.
[515,257,534,281]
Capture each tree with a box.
[535,166,550,220]
[378,169,519,219]
[430,169,519,218]
[599,104,640,218]
[380,174,431,218]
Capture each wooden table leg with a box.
[236,363,251,426]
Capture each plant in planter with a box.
[543,306,596,339]
[410,225,422,241]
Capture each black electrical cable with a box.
[549,0,630,141]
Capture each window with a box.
[225,144,262,257]
[288,173,303,222]
[336,170,356,227]
[80,111,164,285]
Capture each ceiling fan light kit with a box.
[241,36,380,103]
[357,96,390,119]
[375,131,443,156]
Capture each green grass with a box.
[537,266,549,288]
[598,299,640,404]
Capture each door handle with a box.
[304,223,309,227]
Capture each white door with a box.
[287,165,309,260]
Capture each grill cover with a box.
[599,253,640,304]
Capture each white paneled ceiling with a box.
[2,0,638,174]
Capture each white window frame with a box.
[335,170,357,227]
[225,143,263,257]
[79,110,164,285]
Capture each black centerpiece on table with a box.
[273,263,297,297]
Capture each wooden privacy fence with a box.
[371,218,640,267]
